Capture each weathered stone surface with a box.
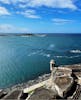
[3,89,21,99]
[54,76,73,97]
[28,87,57,100]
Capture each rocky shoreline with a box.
[3,64,81,89]
[1,63,81,99]
[0,63,80,92]
[1,73,50,93]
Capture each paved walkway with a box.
[23,79,50,93]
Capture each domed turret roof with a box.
[50,59,55,64]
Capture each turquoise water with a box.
[0,34,81,88]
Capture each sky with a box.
[0,0,81,33]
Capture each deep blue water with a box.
[0,34,81,88]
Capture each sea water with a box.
[0,34,81,88]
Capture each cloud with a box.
[27,0,77,10]
[20,0,77,10]
[18,4,27,8]
[0,24,28,33]
[0,0,77,19]
[0,0,77,10]
[0,0,10,4]
[52,18,74,24]
[0,6,10,16]
[18,9,40,19]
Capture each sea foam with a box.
[70,50,81,53]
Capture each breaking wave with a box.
[28,50,51,58]
[70,50,81,53]
[54,55,81,59]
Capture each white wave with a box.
[48,44,55,50]
[39,52,51,58]
[28,51,40,56]
[54,55,81,59]
[46,54,51,58]
[69,55,80,58]
[55,56,68,58]
[55,56,63,58]
[28,50,44,57]
[70,50,81,53]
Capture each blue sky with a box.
[0,0,81,33]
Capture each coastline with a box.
[1,63,81,93]
[1,73,50,93]
[1,63,81,99]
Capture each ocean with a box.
[0,34,81,88]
